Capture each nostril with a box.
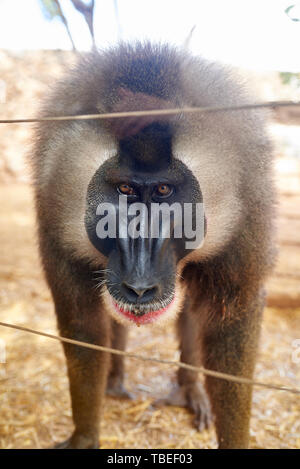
[122,282,158,302]
[130,286,146,298]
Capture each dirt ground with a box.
[0,178,299,449]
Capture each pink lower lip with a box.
[112,297,175,325]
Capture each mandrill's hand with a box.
[154,382,214,432]
[53,430,99,449]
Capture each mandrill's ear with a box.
[106,87,174,139]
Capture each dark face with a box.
[85,124,204,324]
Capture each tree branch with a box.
[70,0,95,45]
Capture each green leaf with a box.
[38,0,61,21]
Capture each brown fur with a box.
[31,42,276,449]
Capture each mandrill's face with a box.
[85,123,205,326]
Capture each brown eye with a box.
[156,184,173,197]
[117,183,135,196]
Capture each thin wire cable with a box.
[0,100,300,124]
[0,320,299,395]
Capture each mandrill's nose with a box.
[121,280,160,303]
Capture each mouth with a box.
[109,295,175,325]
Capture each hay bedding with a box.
[0,184,299,449]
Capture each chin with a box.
[102,279,186,327]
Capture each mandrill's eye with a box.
[117,183,136,196]
[154,184,173,198]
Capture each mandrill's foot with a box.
[154,382,213,431]
[53,431,99,449]
[106,375,133,399]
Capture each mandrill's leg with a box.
[155,301,212,431]
[50,274,111,449]
[201,292,264,449]
[106,320,131,398]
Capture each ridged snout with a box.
[109,233,175,305]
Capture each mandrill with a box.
[31,42,276,449]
